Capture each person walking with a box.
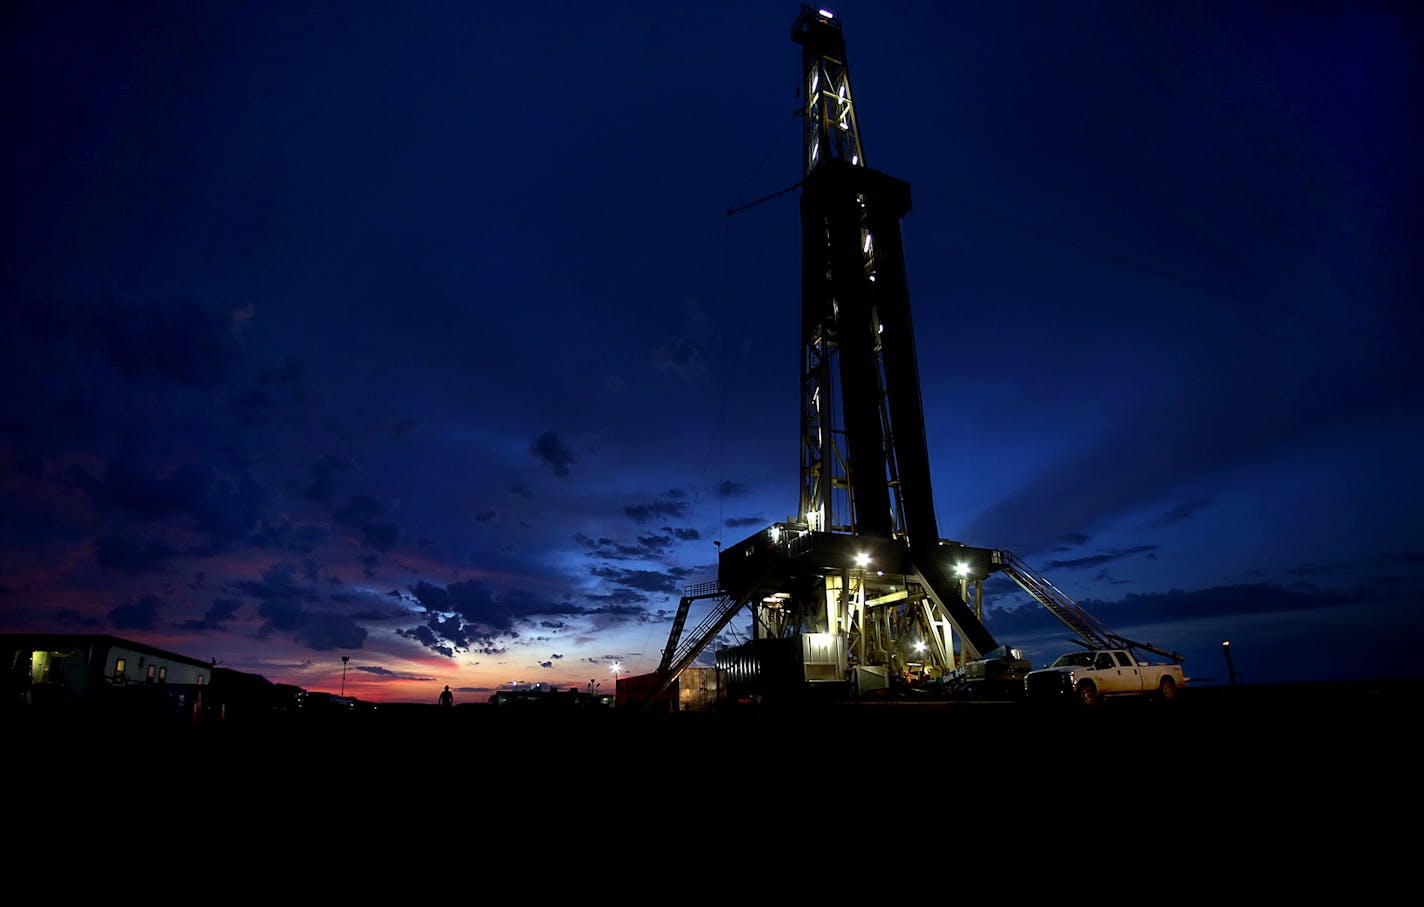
[438,685,454,707]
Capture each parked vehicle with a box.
[936,645,1033,699]
[1024,647,1187,706]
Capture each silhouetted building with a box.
[2,632,213,721]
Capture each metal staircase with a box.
[639,566,781,711]
[658,581,731,674]
[991,549,1184,663]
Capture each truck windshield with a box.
[1050,653,1094,668]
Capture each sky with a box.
[3,1,1420,703]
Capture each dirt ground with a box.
[7,677,1414,883]
[13,677,1416,828]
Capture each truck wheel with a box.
[1159,676,1178,702]
[1075,680,1099,707]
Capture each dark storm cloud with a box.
[96,455,205,518]
[588,565,684,595]
[718,480,751,497]
[625,489,690,524]
[62,451,263,551]
[326,492,402,557]
[250,518,329,554]
[580,601,664,623]
[398,624,455,659]
[108,594,162,631]
[336,494,385,526]
[345,603,404,622]
[251,591,367,651]
[256,599,306,634]
[47,609,102,631]
[574,532,677,561]
[405,579,589,652]
[983,581,1385,641]
[94,533,179,575]
[1044,545,1158,571]
[234,563,321,605]
[228,385,277,426]
[235,562,372,651]
[230,358,306,426]
[295,612,368,651]
[360,521,400,553]
[305,454,354,502]
[1373,551,1424,568]
[725,516,767,528]
[179,596,243,632]
[1289,550,1424,581]
[965,353,1419,554]
[530,431,575,477]
[355,665,438,683]
[1157,498,1213,525]
[98,296,247,387]
[581,588,654,608]
[0,293,246,393]
[635,534,678,556]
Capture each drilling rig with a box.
[625,6,1181,710]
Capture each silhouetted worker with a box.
[438,685,454,707]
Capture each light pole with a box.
[1220,642,1236,688]
[341,655,350,698]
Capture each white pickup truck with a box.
[1023,647,1186,706]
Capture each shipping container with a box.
[717,633,848,702]
[614,666,724,713]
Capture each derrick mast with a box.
[631,7,1177,711]
[794,5,936,547]
[641,7,999,708]
[779,5,997,677]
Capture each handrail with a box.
[993,550,1184,663]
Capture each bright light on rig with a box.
[855,552,870,568]
[818,9,835,19]
[954,562,970,577]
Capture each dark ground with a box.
[16,677,1417,778]
[10,678,1417,861]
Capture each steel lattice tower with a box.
[644,7,1003,707]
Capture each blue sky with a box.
[2,1,1420,700]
